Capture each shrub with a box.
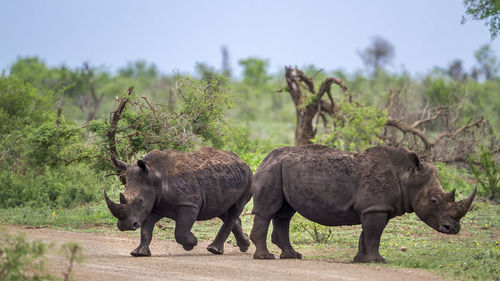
[0,228,54,281]
[468,148,500,200]
[314,100,386,152]
[0,227,84,281]
[0,164,114,208]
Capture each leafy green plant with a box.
[0,228,85,281]
[423,77,461,106]
[314,100,386,152]
[0,228,54,281]
[435,162,475,193]
[290,215,334,244]
[60,243,84,281]
[468,148,500,200]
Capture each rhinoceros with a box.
[250,145,476,263]
[104,147,253,256]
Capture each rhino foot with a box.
[280,250,302,259]
[179,234,198,251]
[237,233,251,252]
[353,254,386,263]
[207,244,224,255]
[253,252,275,259]
[130,246,151,257]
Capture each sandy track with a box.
[8,226,444,281]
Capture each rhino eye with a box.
[430,197,438,204]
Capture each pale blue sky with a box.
[0,0,498,77]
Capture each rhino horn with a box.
[111,156,129,172]
[119,192,127,204]
[104,189,127,219]
[444,188,456,202]
[455,186,477,218]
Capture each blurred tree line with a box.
[1,40,499,207]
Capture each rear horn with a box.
[455,186,477,218]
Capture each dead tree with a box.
[77,62,104,121]
[283,66,350,146]
[107,87,134,184]
[383,87,490,163]
[283,67,491,163]
[55,93,65,128]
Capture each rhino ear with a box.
[137,160,148,173]
[409,152,421,170]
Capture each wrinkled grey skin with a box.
[105,147,252,256]
[250,145,476,263]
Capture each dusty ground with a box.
[9,226,445,281]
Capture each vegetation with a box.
[462,0,500,39]
[0,227,83,281]
[0,40,499,280]
[469,147,500,200]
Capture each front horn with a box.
[455,186,477,218]
[104,189,127,219]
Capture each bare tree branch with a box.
[56,93,65,128]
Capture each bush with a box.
[314,100,386,152]
[290,215,334,244]
[0,227,83,281]
[468,148,500,200]
[435,162,475,194]
[0,163,114,209]
[0,228,54,281]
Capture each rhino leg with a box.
[208,205,242,255]
[175,207,199,251]
[353,212,388,263]
[353,231,367,261]
[233,218,251,252]
[250,215,275,259]
[131,213,162,257]
[271,202,301,259]
[214,215,250,253]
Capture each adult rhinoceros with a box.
[250,145,476,263]
[105,147,252,256]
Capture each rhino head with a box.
[104,158,161,231]
[405,152,476,234]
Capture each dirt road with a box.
[9,226,444,281]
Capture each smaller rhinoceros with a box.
[250,145,476,263]
[104,147,252,256]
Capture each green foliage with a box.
[60,242,84,281]
[26,121,87,167]
[0,228,84,281]
[464,79,500,131]
[314,100,387,152]
[0,163,114,208]
[468,148,500,200]
[435,162,474,193]
[462,0,500,39]
[118,60,158,79]
[0,228,54,281]
[239,57,271,87]
[9,57,67,90]
[0,76,51,134]
[423,76,461,106]
[473,44,500,80]
[222,125,276,171]
[177,75,232,148]
[290,215,334,244]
